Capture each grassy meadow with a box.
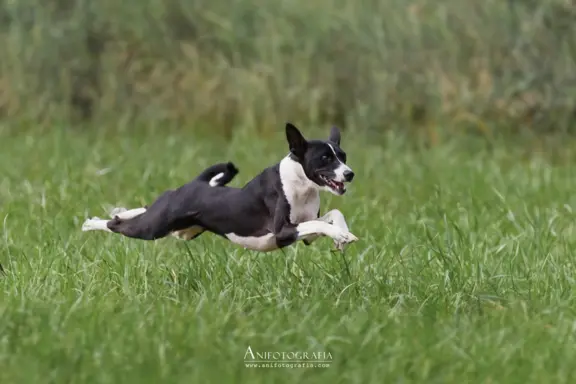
[1,127,576,383]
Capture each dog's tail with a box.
[195,162,239,187]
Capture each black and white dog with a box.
[81,123,359,252]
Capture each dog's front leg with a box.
[274,220,357,250]
[294,220,358,249]
[273,199,357,250]
[303,209,351,250]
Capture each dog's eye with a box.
[322,155,331,161]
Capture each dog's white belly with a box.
[225,233,278,252]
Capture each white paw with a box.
[330,229,358,250]
[109,207,127,218]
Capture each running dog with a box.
[81,123,359,251]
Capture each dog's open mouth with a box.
[320,175,346,194]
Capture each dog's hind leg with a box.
[81,215,167,240]
[172,226,205,240]
[83,163,230,240]
[108,216,170,240]
[82,217,113,233]
[84,214,171,241]
[83,200,173,240]
[109,207,147,219]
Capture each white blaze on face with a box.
[327,143,351,182]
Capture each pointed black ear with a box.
[285,123,307,158]
[329,126,341,146]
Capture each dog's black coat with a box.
[105,123,353,249]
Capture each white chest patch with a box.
[279,156,321,224]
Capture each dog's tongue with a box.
[332,180,345,193]
[323,176,346,193]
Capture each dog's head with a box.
[285,122,354,195]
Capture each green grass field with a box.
[1,127,576,383]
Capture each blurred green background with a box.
[2,2,576,382]
[1,0,575,139]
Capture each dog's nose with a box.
[344,170,354,182]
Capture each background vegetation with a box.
[0,0,575,139]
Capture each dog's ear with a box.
[286,123,307,158]
[329,126,341,146]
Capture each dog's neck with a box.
[278,154,321,224]
[279,154,318,195]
